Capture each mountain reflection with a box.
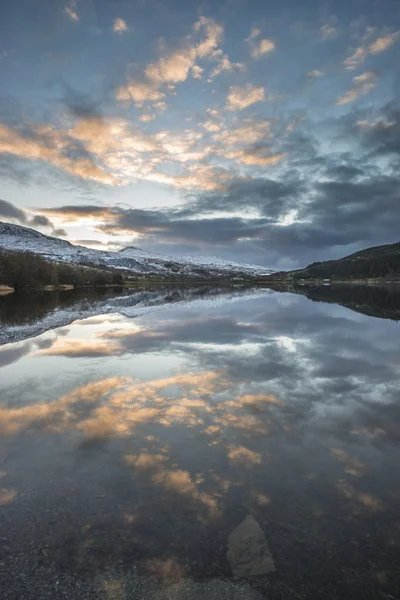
[1,286,400,598]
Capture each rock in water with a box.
[227,515,275,579]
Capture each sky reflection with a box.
[1,288,400,597]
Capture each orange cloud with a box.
[250,38,276,59]
[116,17,226,106]
[336,71,377,105]
[65,5,79,21]
[226,84,265,110]
[35,338,121,357]
[224,148,286,167]
[113,17,128,34]
[344,31,399,70]
[0,122,116,185]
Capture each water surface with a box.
[1,286,400,599]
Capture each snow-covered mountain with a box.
[0,221,273,279]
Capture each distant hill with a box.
[268,241,400,282]
[0,221,272,284]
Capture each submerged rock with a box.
[227,515,275,579]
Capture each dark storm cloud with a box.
[0,198,27,222]
[41,205,115,218]
[0,343,32,368]
[361,106,400,158]
[30,214,54,228]
[323,164,364,181]
[0,198,66,236]
[185,176,305,220]
[101,209,273,244]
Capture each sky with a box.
[0,0,400,269]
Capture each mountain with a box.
[0,222,272,280]
[266,241,400,282]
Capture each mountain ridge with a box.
[0,221,273,280]
[267,240,400,282]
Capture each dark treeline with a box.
[264,282,400,321]
[0,249,125,291]
[265,242,400,282]
[297,284,400,321]
[0,287,126,327]
[299,254,400,280]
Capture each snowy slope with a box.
[0,222,273,278]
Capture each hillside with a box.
[0,222,272,282]
[267,241,400,282]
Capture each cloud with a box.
[357,107,400,158]
[201,120,221,133]
[139,113,156,122]
[0,198,65,236]
[245,26,261,43]
[191,65,204,80]
[226,84,265,110]
[36,339,120,357]
[0,121,116,184]
[307,70,324,78]
[0,198,26,223]
[116,81,164,106]
[208,55,245,79]
[116,17,225,106]
[0,113,166,187]
[113,18,128,34]
[245,26,275,59]
[214,120,272,145]
[368,31,400,54]
[250,38,276,59]
[320,23,336,38]
[64,3,78,21]
[224,148,286,167]
[38,205,115,222]
[193,16,223,59]
[336,71,377,105]
[344,31,399,70]
[145,49,197,85]
[344,47,368,71]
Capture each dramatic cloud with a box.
[0,199,64,235]
[368,31,400,53]
[0,198,26,223]
[191,65,204,79]
[208,56,245,79]
[113,18,128,34]
[0,122,116,184]
[336,71,377,105]
[116,17,227,107]
[226,85,265,110]
[116,81,164,106]
[344,30,399,70]
[223,149,286,167]
[1,1,400,267]
[250,39,276,59]
[245,26,276,58]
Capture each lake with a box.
[1,285,400,600]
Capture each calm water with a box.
[1,286,400,599]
